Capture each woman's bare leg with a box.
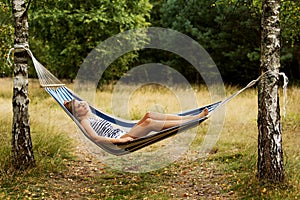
[136,108,208,125]
[122,109,209,139]
[122,119,179,138]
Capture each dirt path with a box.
[38,145,237,200]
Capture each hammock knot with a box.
[260,70,289,117]
[278,72,289,117]
[14,43,29,50]
[6,44,29,66]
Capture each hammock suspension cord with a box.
[7,45,288,113]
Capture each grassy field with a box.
[0,78,299,199]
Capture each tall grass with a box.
[0,79,75,178]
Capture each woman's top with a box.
[88,118,126,139]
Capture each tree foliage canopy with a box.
[29,0,152,82]
[0,0,299,84]
[158,0,300,84]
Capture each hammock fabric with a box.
[46,86,220,155]
[9,46,285,155]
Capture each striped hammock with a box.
[10,46,282,155]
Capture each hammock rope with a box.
[7,45,289,155]
[209,69,288,117]
[7,44,65,87]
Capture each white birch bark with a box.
[12,0,35,169]
[257,0,284,182]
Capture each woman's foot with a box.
[198,108,209,118]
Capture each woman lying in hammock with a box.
[64,99,208,144]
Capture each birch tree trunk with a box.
[12,0,35,169]
[257,0,284,182]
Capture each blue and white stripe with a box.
[88,118,126,139]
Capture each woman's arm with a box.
[81,119,133,144]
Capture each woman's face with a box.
[74,100,89,117]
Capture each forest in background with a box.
[0,0,299,85]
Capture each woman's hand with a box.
[112,137,134,144]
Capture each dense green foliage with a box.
[0,0,299,84]
[158,0,262,84]
[0,1,14,77]
[29,0,152,82]
[157,0,300,84]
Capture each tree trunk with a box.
[12,0,35,169]
[257,0,284,182]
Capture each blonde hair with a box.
[64,99,89,121]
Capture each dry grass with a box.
[0,78,76,173]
